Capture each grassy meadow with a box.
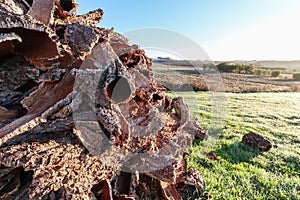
[170,92,300,200]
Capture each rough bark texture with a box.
[0,1,208,199]
[242,132,272,151]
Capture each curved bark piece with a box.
[92,179,113,200]
[0,0,26,14]
[158,168,205,200]
[160,181,183,200]
[112,172,138,200]
[0,167,21,199]
[119,49,152,69]
[65,23,100,59]
[28,0,55,25]
[0,7,60,69]
[54,0,78,19]
[70,8,104,27]
[0,33,22,59]
[0,71,73,145]
[21,71,74,114]
[0,115,46,146]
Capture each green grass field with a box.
[170,92,300,200]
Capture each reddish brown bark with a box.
[0,1,207,199]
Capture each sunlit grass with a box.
[170,92,300,199]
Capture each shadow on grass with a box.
[215,142,263,164]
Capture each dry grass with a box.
[153,65,300,92]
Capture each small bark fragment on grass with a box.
[242,132,272,151]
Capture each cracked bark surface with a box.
[0,1,208,199]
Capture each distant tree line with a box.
[211,62,282,77]
[153,59,286,78]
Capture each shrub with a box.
[271,70,281,77]
[216,62,236,73]
[254,69,263,75]
[293,73,300,81]
[244,64,255,74]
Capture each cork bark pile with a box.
[0,0,208,199]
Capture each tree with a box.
[271,70,281,77]
[293,73,300,81]
[254,69,263,75]
[216,62,235,73]
[245,64,255,74]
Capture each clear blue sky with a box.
[77,0,300,61]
